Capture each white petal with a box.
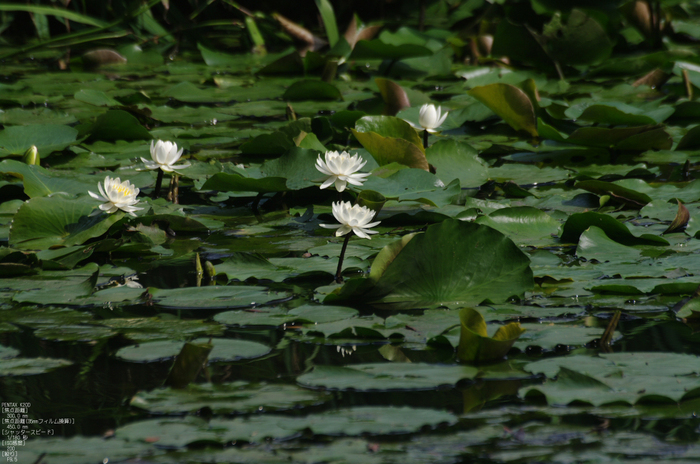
[353,228,370,239]
[335,225,352,236]
[88,190,105,201]
[334,179,348,192]
[320,177,336,189]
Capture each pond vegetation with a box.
[2,0,700,462]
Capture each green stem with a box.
[423,130,429,149]
[154,168,164,198]
[335,232,352,284]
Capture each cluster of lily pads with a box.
[4,0,700,462]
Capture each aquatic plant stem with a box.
[335,232,353,283]
[423,130,429,149]
[154,168,164,198]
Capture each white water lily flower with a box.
[418,103,449,133]
[141,140,190,172]
[315,151,370,192]
[88,176,143,217]
[320,201,380,239]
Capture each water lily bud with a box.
[22,145,40,166]
[418,103,449,133]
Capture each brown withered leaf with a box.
[632,68,669,89]
[375,78,410,116]
[662,200,690,234]
[82,49,127,66]
[344,15,381,49]
[274,13,326,52]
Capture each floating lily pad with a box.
[215,304,357,327]
[298,363,479,390]
[0,357,73,376]
[115,338,270,363]
[0,124,78,157]
[131,381,332,414]
[326,219,533,309]
[149,286,286,310]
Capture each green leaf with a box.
[149,286,287,310]
[350,40,433,60]
[298,363,479,391]
[468,84,537,137]
[0,124,78,157]
[9,196,124,250]
[165,341,213,389]
[0,4,108,27]
[87,110,152,141]
[426,139,488,187]
[261,147,323,190]
[354,115,424,148]
[575,179,653,208]
[560,212,669,246]
[327,219,533,308]
[576,226,642,263]
[0,159,96,197]
[239,132,294,156]
[11,263,99,304]
[368,233,416,282]
[283,80,342,101]
[355,189,386,213]
[74,89,121,107]
[200,172,288,193]
[131,382,332,414]
[352,116,427,170]
[315,0,339,47]
[565,102,668,126]
[0,357,73,376]
[542,9,613,65]
[676,124,700,150]
[475,207,560,246]
[115,338,270,363]
[567,125,672,150]
[457,308,525,363]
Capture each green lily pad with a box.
[523,353,700,406]
[215,304,357,327]
[9,195,124,250]
[283,80,342,101]
[475,206,560,246]
[86,109,152,141]
[150,286,286,310]
[0,124,78,157]
[352,116,427,170]
[130,381,332,414]
[575,179,652,208]
[468,83,537,137]
[576,226,643,263]
[298,363,479,391]
[560,212,669,246]
[426,139,488,187]
[115,338,270,363]
[326,219,533,309]
[0,159,98,198]
[0,357,73,376]
[351,40,433,60]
